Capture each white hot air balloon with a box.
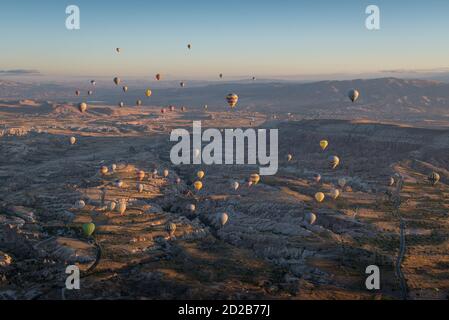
[69,136,76,145]
[232,181,240,191]
[218,213,229,227]
[75,200,86,210]
[117,200,127,215]
[305,212,317,225]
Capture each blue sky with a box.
[1,0,449,80]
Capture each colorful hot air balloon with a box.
[197,170,205,179]
[348,89,360,103]
[194,181,203,191]
[78,102,87,113]
[428,172,441,186]
[329,156,340,169]
[320,140,329,151]
[315,192,325,203]
[82,223,95,237]
[226,93,239,108]
[145,89,152,97]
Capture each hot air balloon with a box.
[113,77,120,85]
[428,172,441,186]
[166,223,176,236]
[115,180,124,188]
[69,136,76,145]
[75,200,85,210]
[82,223,95,237]
[320,140,328,151]
[348,89,360,103]
[329,156,340,169]
[315,192,325,203]
[187,44,191,50]
[117,200,127,215]
[338,178,347,188]
[204,104,208,110]
[313,173,322,183]
[116,48,120,53]
[193,148,201,159]
[330,188,340,200]
[111,164,117,172]
[137,183,144,193]
[75,90,80,96]
[90,80,96,86]
[156,73,161,81]
[137,170,145,181]
[169,105,175,112]
[136,99,142,106]
[88,90,93,96]
[388,177,395,186]
[250,173,260,185]
[78,102,87,113]
[305,212,317,225]
[145,89,152,97]
[197,170,205,179]
[119,102,124,108]
[100,166,109,175]
[219,73,223,79]
[163,169,169,178]
[194,181,203,191]
[287,154,293,162]
[161,108,166,114]
[232,181,240,191]
[176,177,181,184]
[188,204,196,213]
[218,213,228,227]
[108,201,116,211]
[122,86,128,93]
[152,169,158,176]
[180,82,185,87]
[181,106,186,112]
[226,93,239,108]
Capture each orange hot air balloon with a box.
[320,140,328,151]
[145,89,152,97]
[250,173,260,185]
[226,93,239,108]
[194,181,203,191]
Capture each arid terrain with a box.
[1,78,448,300]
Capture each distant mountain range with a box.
[1,78,449,122]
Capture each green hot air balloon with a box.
[82,223,95,237]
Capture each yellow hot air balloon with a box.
[145,89,152,97]
[163,169,169,178]
[197,170,205,179]
[226,93,239,108]
[100,166,109,175]
[320,140,328,151]
[194,181,203,191]
[82,223,95,237]
[78,102,87,113]
[250,173,260,185]
[315,192,325,203]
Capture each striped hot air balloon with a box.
[226,93,239,108]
